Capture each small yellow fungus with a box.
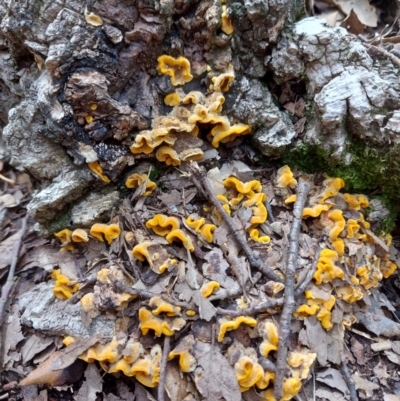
[302,204,331,218]
[380,259,397,278]
[186,215,205,232]
[157,55,193,86]
[168,349,197,372]
[186,310,197,316]
[80,293,99,317]
[54,229,72,245]
[344,194,369,210]
[179,148,204,162]
[285,194,297,204]
[277,165,297,188]
[149,296,181,317]
[293,304,319,318]
[200,223,216,242]
[182,91,204,104]
[90,223,121,244]
[218,316,257,342]
[210,123,252,148]
[59,243,75,252]
[223,177,262,196]
[318,177,345,204]
[85,115,93,123]
[328,210,346,256]
[84,7,103,26]
[90,103,98,110]
[156,146,181,166]
[80,337,120,364]
[259,321,279,357]
[88,161,110,183]
[243,193,268,224]
[139,308,175,336]
[346,219,360,238]
[166,229,194,251]
[71,229,89,243]
[342,314,357,329]
[234,356,264,392]
[200,281,221,298]
[313,249,344,285]
[249,228,270,244]
[211,68,235,92]
[146,214,180,236]
[130,129,176,154]
[164,92,181,106]
[336,285,363,303]
[316,295,336,330]
[221,5,234,35]
[125,173,157,196]
[51,269,79,300]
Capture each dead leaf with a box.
[74,364,102,401]
[316,368,350,395]
[194,350,241,401]
[373,362,389,386]
[315,387,348,401]
[356,310,400,337]
[165,361,192,401]
[350,337,366,365]
[317,11,339,27]
[384,394,400,401]
[51,334,102,370]
[351,373,379,398]
[340,9,364,34]
[2,304,25,366]
[0,231,26,270]
[157,189,182,208]
[193,290,216,322]
[21,335,55,364]
[135,382,157,401]
[384,350,400,365]
[334,0,378,27]
[20,351,87,386]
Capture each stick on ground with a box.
[340,351,358,401]
[188,162,283,283]
[157,335,171,401]
[274,179,310,401]
[0,215,28,324]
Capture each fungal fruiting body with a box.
[218,316,257,342]
[88,161,110,183]
[90,223,121,244]
[157,55,193,86]
[51,270,79,300]
[125,173,157,196]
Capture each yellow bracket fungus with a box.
[234,356,264,392]
[315,295,336,330]
[218,316,257,342]
[200,281,221,298]
[221,5,234,35]
[186,215,205,232]
[51,269,79,300]
[71,229,89,243]
[344,194,369,210]
[79,337,120,364]
[149,296,181,317]
[285,194,297,204]
[132,242,177,274]
[210,123,252,148]
[259,321,279,357]
[287,349,317,379]
[336,285,363,303]
[381,259,398,278]
[130,129,176,154]
[166,229,194,251]
[318,177,345,204]
[243,193,267,224]
[200,223,216,242]
[249,228,270,244]
[55,229,72,245]
[212,68,235,92]
[179,148,204,162]
[146,214,180,236]
[182,91,204,104]
[125,173,157,196]
[313,249,344,285]
[277,165,297,188]
[156,146,181,166]
[90,223,121,244]
[156,55,193,86]
[223,177,262,197]
[302,204,331,218]
[168,349,197,373]
[88,161,110,183]
[139,308,175,336]
[328,210,346,256]
[293,304,319,318]
[164,92,181,106]
[346,219,360,238]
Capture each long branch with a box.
[188,163,282,283]
[274,179,310,401]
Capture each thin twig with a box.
[340,351,358,401]
[108,275,196,309]
[188,163,282,283]
[363,42,400,68]
[265,201,275,223]
[157,335,171,401]
[274,179,310,401]
[0,173,15,184]
[0,215,28,323]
